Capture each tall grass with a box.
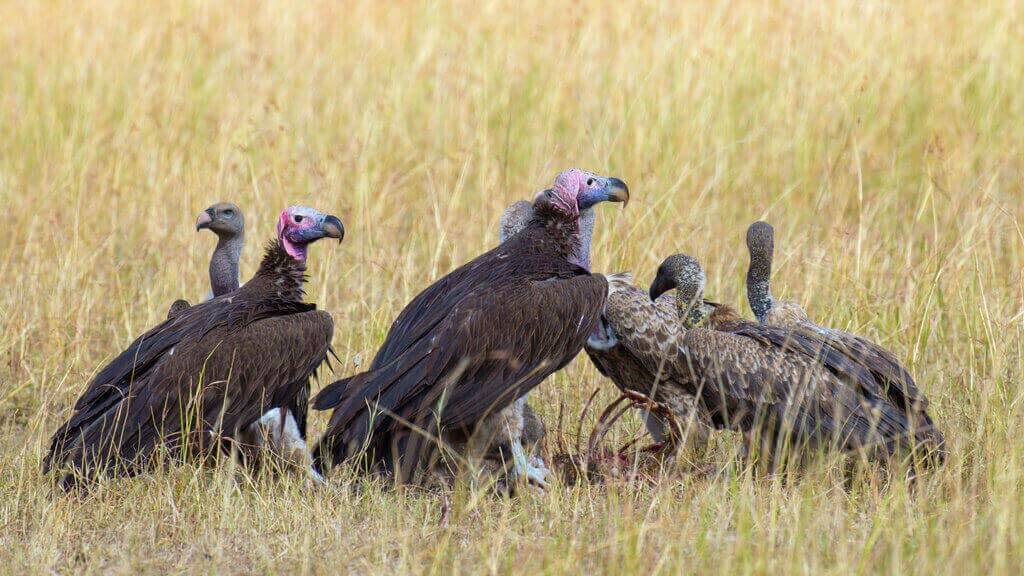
[1,0,1022,573]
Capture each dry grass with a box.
[1,0,1023,573]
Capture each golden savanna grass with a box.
[1,0,1023,573]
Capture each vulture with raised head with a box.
[167,202,246,319]
[313,168,629,484]
[745,221,943,459]
[647,254,944,467]
[44,206,343,489]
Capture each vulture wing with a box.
[315,263,606,477]
[45,294,325,479]
[368,250,501,369]
[679,325,914,450]
[810,325,929,414]
[585,275,680,396]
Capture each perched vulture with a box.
[166,202,246,319]
[44,206,343,489]
[313,168,629,484]
[745,221,943,459]
[647,254,945,468]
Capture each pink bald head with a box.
[535,168,630,220]
[276,205,345,260]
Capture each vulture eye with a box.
[223,209,234,217]
[294,215,305,223]
[586,178,595,186]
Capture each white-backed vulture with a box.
[167,202,246,319]
[584,271,713,450]
[745,221,944,460]
[647,254,944,468]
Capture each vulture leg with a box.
[642,411,671,445]
[249,407,326,486]
[502,398,550,488]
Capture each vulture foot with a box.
[305,466,328,489]
[510,439,550,489]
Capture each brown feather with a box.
[44,240,333,489]
[313,210,606,481]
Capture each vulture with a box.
[44,206,343,489]
[584,271,713,451]
[646,254,945,468]
[448,200,552,486]
[313,168,629,484]
[744,221,944,459]
[166,202,245,319]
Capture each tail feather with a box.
[312,375,357,410]
[312,338,436,472]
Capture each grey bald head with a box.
[650,254,705,303]
[499,200,533,243]
[745,220,775,323]
[196,202,245,298]
[649,254,709,326]
[746,221,774,263]
[196,202,245,239]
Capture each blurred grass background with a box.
[0,0,1022,573]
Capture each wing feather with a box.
[47,308,331,486]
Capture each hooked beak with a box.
[195,208,214,231]
[605,177,629,207]
[648,272,676,302]
[321,214,345,243]
[578,177,630,210]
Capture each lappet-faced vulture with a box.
[167,202,246,319]
[647,254,944,468]
[312,169,628,484]
[452,200,552,487]
[44,206,343,490]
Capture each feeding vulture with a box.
[744,220,944,460]
[44,206,343,490]
[495,200,714,453]
[646,254,945,468]
[167,202,246,319]
[312,168,629,484]
[584,271,713,451]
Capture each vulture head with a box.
[745,220,775,322]
[535,168,629,220]
[649,254,707,324]
[276,205,345,261]
[499,200,534,243]
[746,221,775,270]
[196,202,245,239]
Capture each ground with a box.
[1,0,1022,574]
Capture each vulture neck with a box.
[675,293,707,328]
[248,239,308,302]
[209,233,244,297]
[529,205,588,270]
[577,208,596,271]
[746,252,774,323]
